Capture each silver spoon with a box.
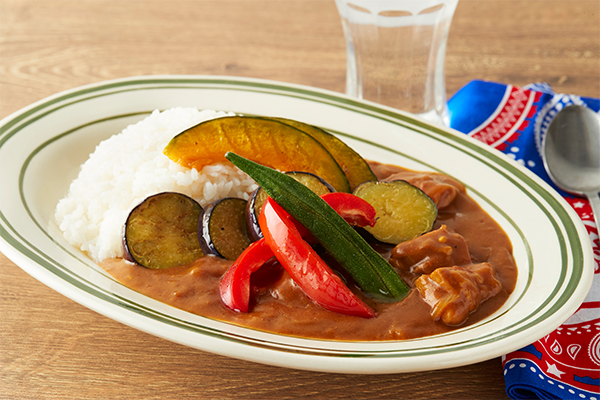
[542,104,600,231]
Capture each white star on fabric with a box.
[572,201,586,209]
[546,361,566,378]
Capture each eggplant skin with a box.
[198,197,251,261]
[353,180,438,244]
[123,192,204,269]
[245,188,264,242]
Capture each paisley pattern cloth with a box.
[448,80,600,400]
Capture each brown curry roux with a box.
[100,162,517,341]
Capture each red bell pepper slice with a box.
[320,192,377,228]
[294,192,376,244]
[259,197,375,318]
[219,238,275,312]
[219,192,378,317]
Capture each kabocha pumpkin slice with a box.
[272,117,377,191]
[246,171,335,240]
[353,180,437,244]
[123,192,204,269]
[164,116,351,193]
[199,197,252,260]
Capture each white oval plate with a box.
[0,76,593,374]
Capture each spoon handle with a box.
[585,191,600,234]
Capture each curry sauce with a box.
[100,162,517,341]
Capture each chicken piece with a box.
[404,173,465,209]
[369,162,466,209]
[415,263,502,326]
[385,171,465,209]
[390,225,471,274]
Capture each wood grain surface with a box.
[1,1,598,399]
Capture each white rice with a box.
[54,107,259,262]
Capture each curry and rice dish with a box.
[55,108,517,341]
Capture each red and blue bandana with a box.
[448,80,600,400]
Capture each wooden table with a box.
[1,1,598,398]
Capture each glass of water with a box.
[335,0,459,125]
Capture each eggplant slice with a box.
[123,192,204,269]
[199,197,251,260]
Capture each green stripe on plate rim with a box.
[0,76,584,358]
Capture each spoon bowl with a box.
[542,104,600,230]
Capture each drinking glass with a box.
[335,0,459,125]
